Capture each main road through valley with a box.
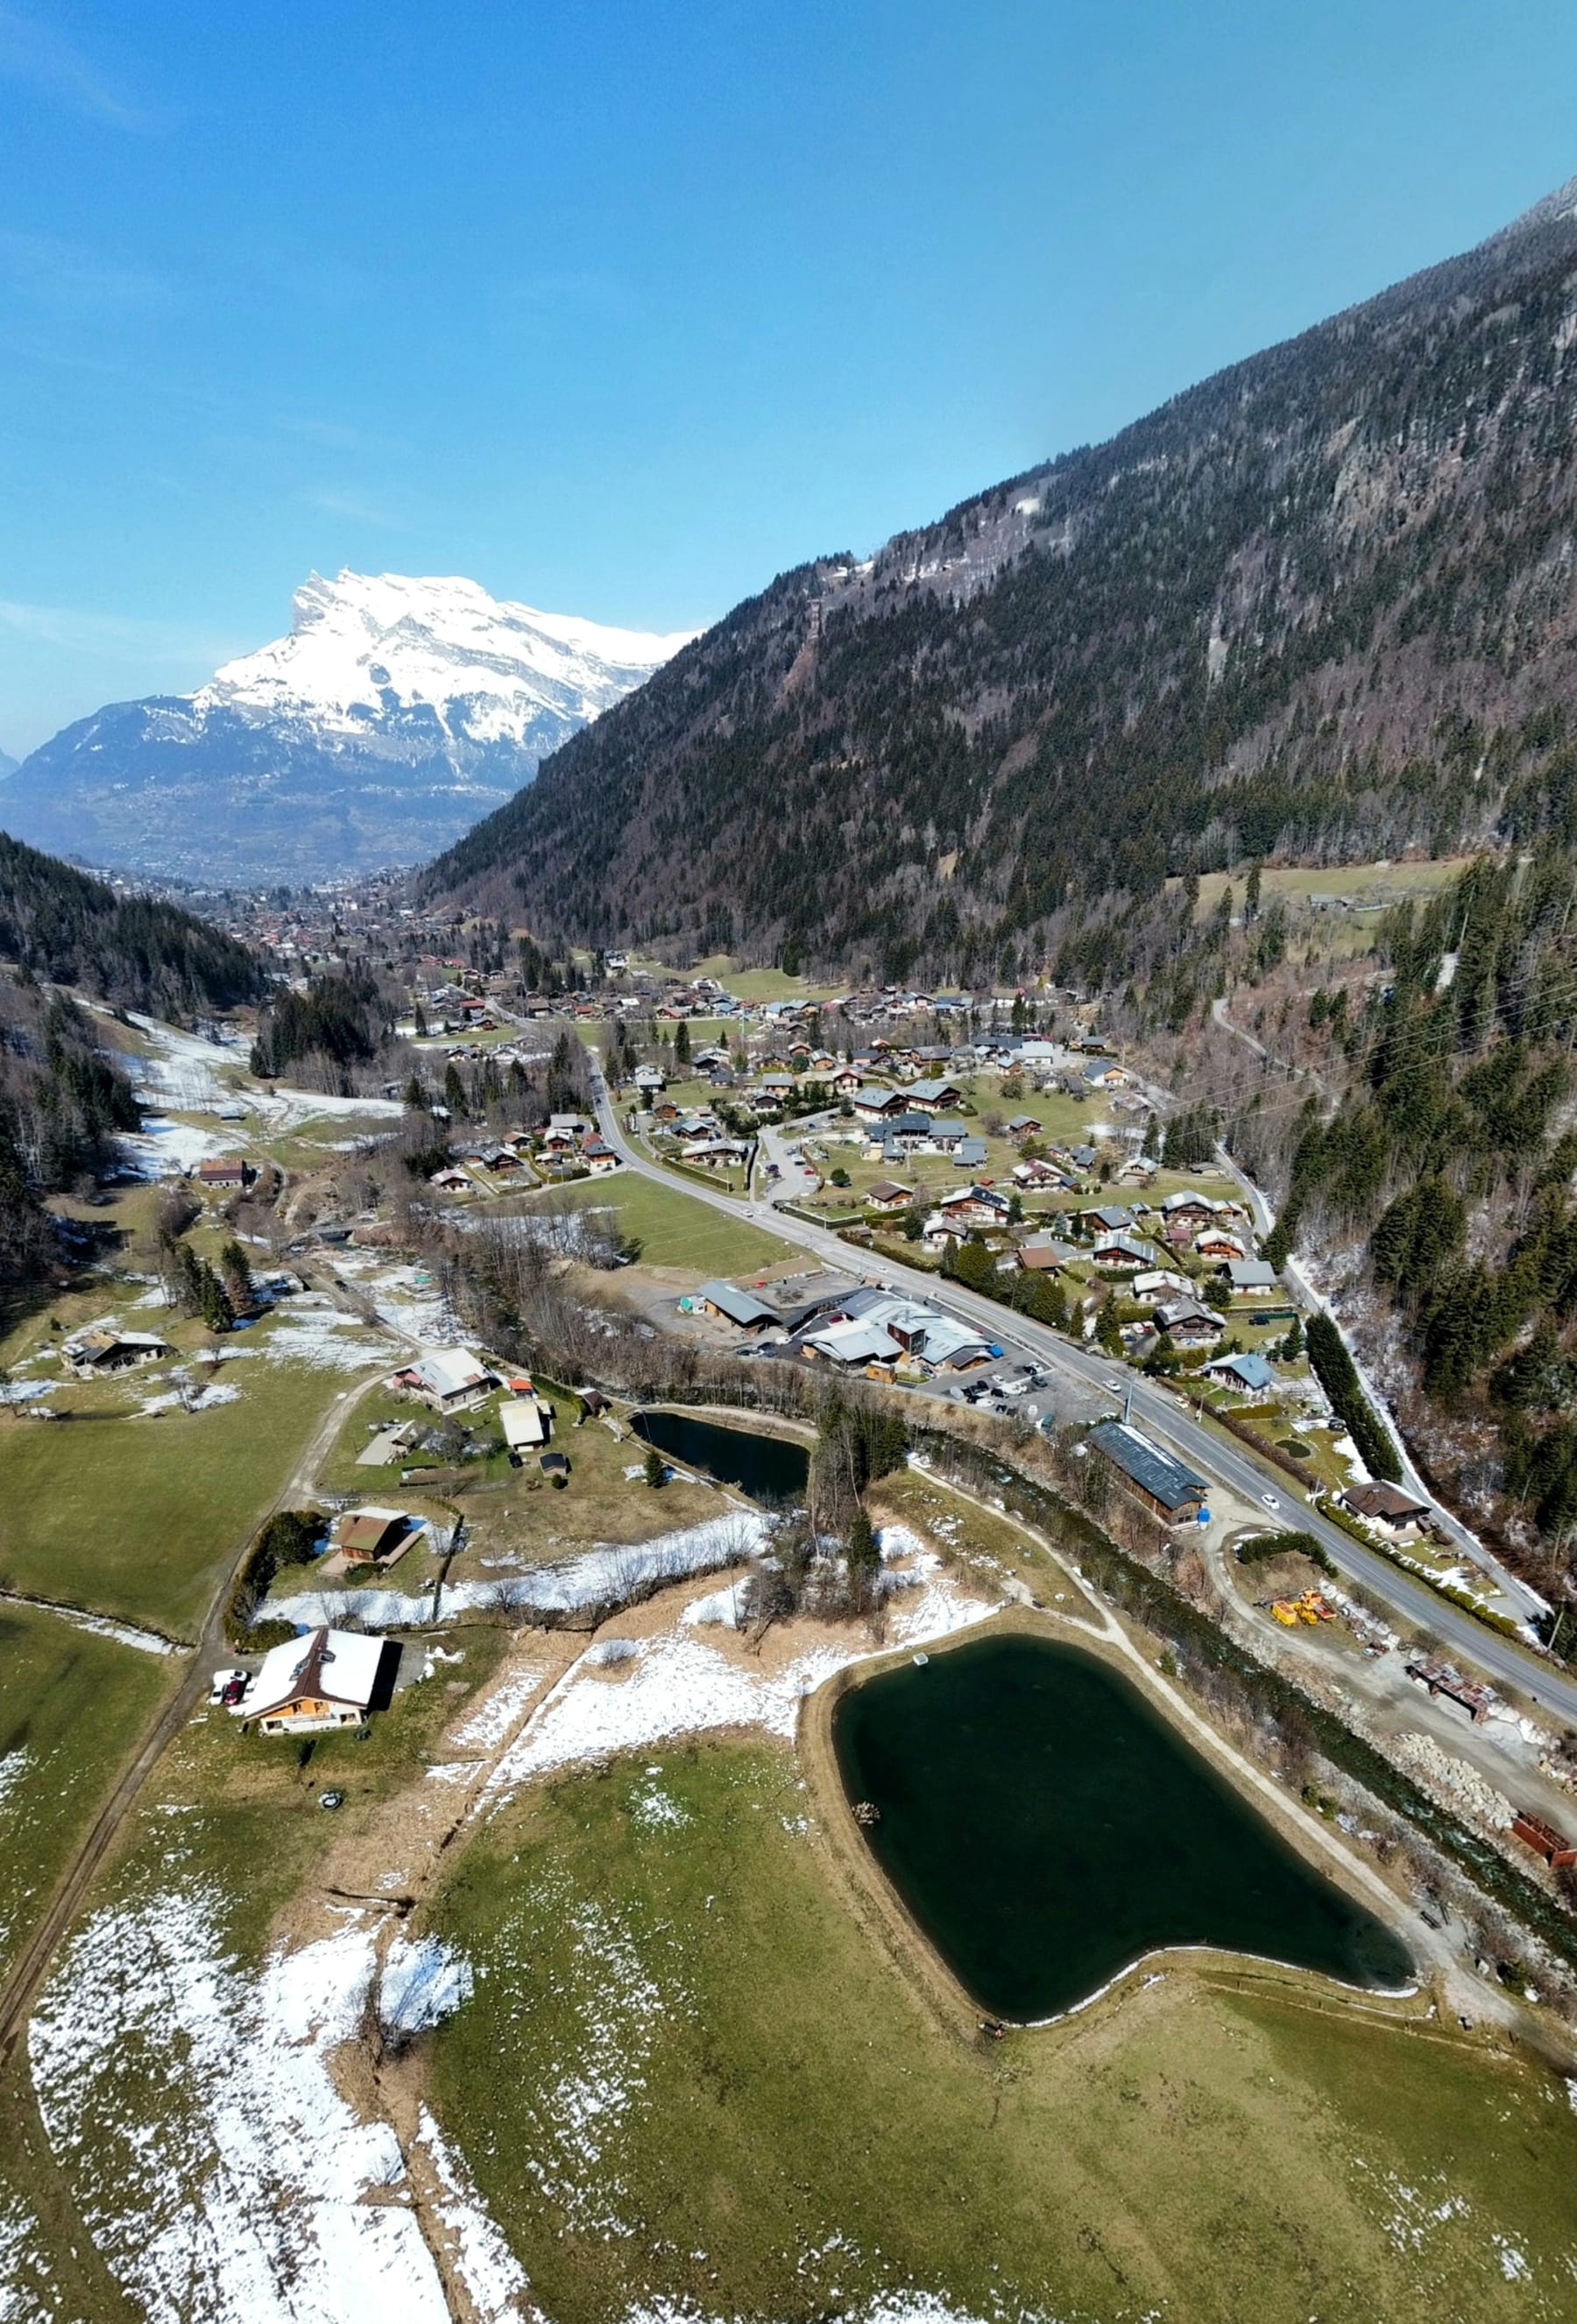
[588,1069,1577,1728]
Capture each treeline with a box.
[0,832,265,1016]
[1248,849,1577,1553]
[251,971,392,1084]
[0,978,143,1296]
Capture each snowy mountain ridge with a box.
[0,570,698,883]
[196,569,695,743]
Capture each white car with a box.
[1261,1491,1281,1511]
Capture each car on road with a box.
[1261,1491,1282,1510]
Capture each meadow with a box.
[0,1601,176,1989]
[0,1344,370,1636]
[523,1167,793,1277]
[428,1734,1577,2324]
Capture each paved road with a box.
[590,1068,1577,1725]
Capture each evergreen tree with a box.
[643,1443,666,1490]
[846,1504,880,1584]
[199,1263,236,1334]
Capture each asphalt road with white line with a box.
[592,1070,1577,1725]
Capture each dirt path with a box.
[0,1361,392,2076]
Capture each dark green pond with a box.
[833,1632,1412,2021]
[631,1409,809,1505]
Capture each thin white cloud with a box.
[0,228,169,312]
[0,599,235,670]
[0,4,167,130]
[298,487,403,528]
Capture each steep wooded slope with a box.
[432,180,1577,979]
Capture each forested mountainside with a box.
[0,836,265,1293]
[0,833,265,1017]
[1097,840,1577,1614]
[433,177,1577,980]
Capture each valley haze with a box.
[0,570,697,885]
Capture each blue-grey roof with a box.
[1087,1421,1208,1513]
[696,1279,780,1329]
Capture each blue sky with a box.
[3,0,1577,753]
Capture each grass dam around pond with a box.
[833,1632,1412,2021]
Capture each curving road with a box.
[590,1068,1577,1725]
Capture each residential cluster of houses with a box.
[428,1112,619,1196]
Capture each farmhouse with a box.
[392,1347,497,1412]
[1087,1421,1209,1524]
[196,1155,251,1190]
[336,1506,423,1566]
[247,1626,392,1734]
[61,1329,172,1378]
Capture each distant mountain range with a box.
[0,571,695,884]
[430,174,1577,982]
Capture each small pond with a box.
[631,1408,809,1505]
[833,1632,1412,2022]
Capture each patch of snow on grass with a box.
[0,1748,32,1816]
[379,1934,475,2035]
[451,1659,549,1751]
[258,1299,397,1372]
[117,1116,234,1178]
[137,1377,243,1416]
[513,1887,668,2239]
[29,1884,455,2324]
[412,2106,534,2322]
[489,1541,993,1792]
[269,1510,767,1633]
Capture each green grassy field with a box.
[0,1601,176,1988]
[428,1737,1577,2324]
[0,1621,514,2318]
[0,1351,356,1636]
[301,1384,726,1578]
[524,1169,793,1277]
[682,954,847,1003]
[1189,856,1477,922]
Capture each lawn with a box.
[0,1350,359,1637]
[682,954,847,1003]
[428,1735,1577,2324]
[297,1383,726,1582]
[0,1601,176,1989]
[1189,856,1478,922]
[522,1169,793,1278]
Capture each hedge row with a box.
[1305,1313,1402,1482]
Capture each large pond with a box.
[631,1408,809,1505]
[833,1632,1412,2022]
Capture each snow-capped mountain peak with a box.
[198,569,697,747]
[2,570,700,882]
